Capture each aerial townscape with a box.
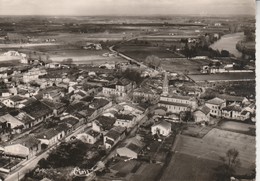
[0,1,256,181]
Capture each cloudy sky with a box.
[0,0,256,16]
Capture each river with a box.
[210,32,245,58]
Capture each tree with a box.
[144,55,161,69]
[180,110,194,122]
[122,68,144,85]
[214,148,240,181]
[221,50,230,57]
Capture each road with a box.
[5,124,88,181]
[5,103,114,181]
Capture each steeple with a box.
[162,72,169,96]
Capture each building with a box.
[21,101,53,127]
[114,114,136,128]
[133,87,160,103]
[2,95,28,108]
[193,105,211,123]
[92,116,116,134]
[77,129,101,144]
[205,97,226,117]
[0,114,24,133]
[217,94,249,106]
[104,126,126,149]
[151,120,171,137]
[102,78,132,97]
[221,104,250,121]
[3,135,41,159]
[116,137,144,159]
[36,127,66,146]
[158,92,198,114]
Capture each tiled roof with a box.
[22,101,52,119]
[158,101,189,107]
[196,105,211,115]
[206,97,225,105]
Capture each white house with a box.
[193,105,211,123]
[151,120,171,137]
[205,97,226,117]
[76,129,101,144]
[221,103,250,121]
[102,78,132,97]
[116,137,144,159]
[114,114,136,128]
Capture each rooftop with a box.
[196,105,211,115]
[217,94,246,102]
[86,129,100,138]
[206,97,226,105]
[222,104,242,112]
[22,101,52,119]
[158,100,189,107]
[116,114,135,120]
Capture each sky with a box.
[0,0,256,16]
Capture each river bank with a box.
[210,32,245,58]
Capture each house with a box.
[0,114,24,133]
[41,99,66,116]
[2,95,28,108]
[193,105,211,123]
[217,94,249,106]
[89,98,112,114]
[205,97,226,117]
[114,114,136,129]
[158,101,189,114]
[92,116,116,133]
[119,102,145,115]
[21,101,53,127]
[104,126,126,149]
[61,116,81,130]
[3,135,41,159]
[116,137,145,159]
[36,124,67,146]
[77,129,101,144]
[15,112,35,129]
[151,120,171,137]
[42,87,65,102]
[221,103,250,121]
[102,78,132,97]
[70,90,88,102]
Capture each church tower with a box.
[162,72,169,96]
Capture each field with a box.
[182,125,213,138]
[218,120,255,136]
[116,45,183,61]
[129,163,162,181]
[161,152,220,181]
[176,129,255,169]
[188,72,255,82]
[161,128,255,181]
[161,58,211,73]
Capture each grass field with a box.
[129,163,162,181]
[116,45,182,62]
[218,121,255,136]
[161,58,211,73]
[161,128,255,181]
[176,129,255,169]
[161,152,220,181]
